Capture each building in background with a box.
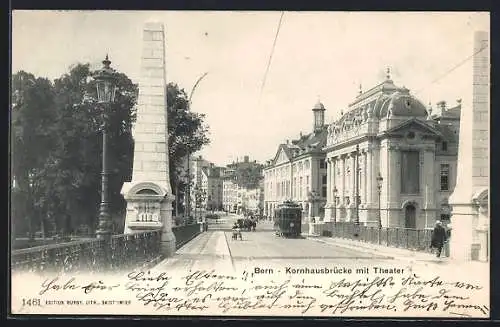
[263,101,328,222]
[189,155,225,215]
[201,164,223,211]
[323,71,460,230]
[222,167,239,213]
[222,156,263,214]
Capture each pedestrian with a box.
[430,220,447,258]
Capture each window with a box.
[320,159,326,169]
[440,164,450,191]
[345,196,350,205]
[322,186,327,198]
[322,175,327,185]
[401,151,420,194]
[441,142,448,151]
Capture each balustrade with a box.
[12,224,204,273]
[329,222,433,253]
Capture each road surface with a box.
[154,214,395,274]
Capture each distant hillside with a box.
[226,161,263,189]
[235,164,263,189]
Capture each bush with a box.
[206,213,220,220]
[322,230,332,237]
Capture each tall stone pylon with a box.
[449,30,489,262]
[121,22,176,258]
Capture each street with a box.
[154,214,396,274]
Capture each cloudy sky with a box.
[12,11,489,166]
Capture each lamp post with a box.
[186,72,209,220]
[307,190,318,222]
[94,55,118,240]
[376,172,383,244]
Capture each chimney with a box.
[437,101,447,112]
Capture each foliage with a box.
[11,67,211,240]
[231,163,264,189]
[167,83,210,206]
[11,64,138,238]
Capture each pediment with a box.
[379,118,442,139]
[272,145,291,166]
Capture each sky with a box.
[12,11,489,166]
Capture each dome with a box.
[313,100,325,110]
[375,90,428,118]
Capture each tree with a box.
[47,63,138,234]
[11,71,57,239]
[11,64,138,238]
[166,83,210,212]
[11,67,210,240]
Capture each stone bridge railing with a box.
[11,224,203,273]
[306,222,434,253]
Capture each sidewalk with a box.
[306,234,489,270]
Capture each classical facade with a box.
[323,73,460,230]
[264,102,328,222]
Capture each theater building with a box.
[323,73,460,229]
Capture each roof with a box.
[313,100,325,110]
[333,78,428,133]
[268,127,328,167]
[202,166,222,178]
[434,124,458,143]
[433,103,461,120]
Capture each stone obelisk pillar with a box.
[449,30,489,262]
[121,22,176,258]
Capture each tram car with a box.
[274,200,302,238]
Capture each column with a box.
[351,152,357,222]
[423,145,436,228]
[324,158,332,222]
[388,145,399,227]
[351,153,356,201]
[362,151,367,203]
[366,147,373,206]
[380,143,390,228]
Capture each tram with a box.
[274,200,302,238]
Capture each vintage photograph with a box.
[10,11,490,318]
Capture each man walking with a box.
[431,220,447,258]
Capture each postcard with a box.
[10,10,490,318]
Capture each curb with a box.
[306,237,394,259]
[310,236,429,256]
[305,236,440,264]
[311,237,457,265]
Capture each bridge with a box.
[11,213,456,276]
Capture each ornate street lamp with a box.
[307,190,319,222]
[376,172,383,244]
[93,55,118,240]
